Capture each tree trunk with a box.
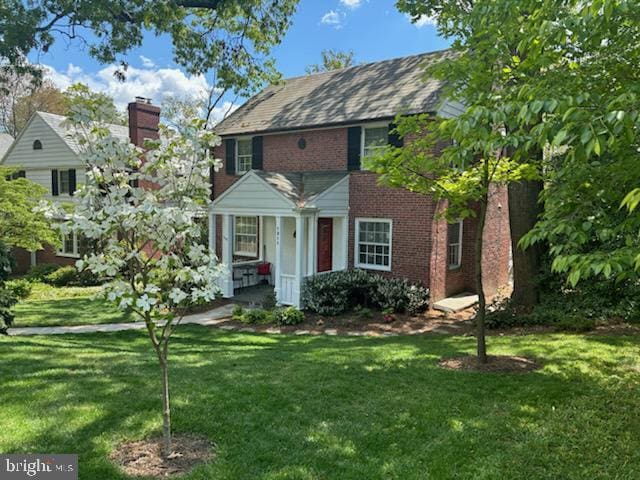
[475,193,489,364]
[159,349,172,458]
[508,179,544,309]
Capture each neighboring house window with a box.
[33,140,42,150]
[362,125,388,158]
[58,232,87,257]
[236,139,253,174]
[52,169,76,196]
[59,170,70,194]
[355,218,392,271]
[234,216,258,257]
[448,220,463,269]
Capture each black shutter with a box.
[252,136,263,170]
[51,169,59,196]
[347,126,362,171]
[68,169,76,196]
[388,122,404,148]
[209,164,215,201]
[225,138,236,175]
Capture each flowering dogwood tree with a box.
[43,105,224,456]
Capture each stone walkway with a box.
[9,304,470,337]
[9,304,237,336]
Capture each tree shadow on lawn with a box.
[1,328,640,479]
[12,297,135,328]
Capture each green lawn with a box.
[1,329,640,479]
[12,283,136,327]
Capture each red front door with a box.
[317,218,333,273]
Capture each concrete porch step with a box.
[432,292,479,313]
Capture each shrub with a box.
[231,305,245,321]
[274,307,305,326]
[25,264,59,281]
[5,279,32,299]
[262,290,277,310]
[44,266,78,287]
[243,308,274,324]
[302,269,430,316]
[354,305,373,319]
[301,270,380,316]
[374,278,430,314]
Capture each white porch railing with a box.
[279,274,296,306]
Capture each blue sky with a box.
[36,0,449,118]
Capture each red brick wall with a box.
[11,246,76,275]
[11,247,32,274]
[347,172,435,287]
[428,185,511,301]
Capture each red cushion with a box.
[257,263,271,275]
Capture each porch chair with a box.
[257,262,272,285]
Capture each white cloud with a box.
[340,0,363,9]
[139,55,155,68]
[320,10,344,29]
[44,62,210,110]
[411,14,438,28]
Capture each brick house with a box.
[209,50,511,308]
[1,98,161,273]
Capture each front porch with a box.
[209,170,350,308]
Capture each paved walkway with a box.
[9,304,237,336]
[9,304,471,337]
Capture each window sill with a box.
[448,265,462,271]
[57,252,81,259]
[355,263,391,272]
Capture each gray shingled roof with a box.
[255,170,348,207]
[215,49,454,136]
[38,111,129,153]
[0,133,13,159]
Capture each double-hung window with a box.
[58,231,87,258]
[355,218,392,271]
[236,139,253,174]
[59,169,71,194]
[447,220,463,269]
[234,216,258,257]
[362,125,388,159]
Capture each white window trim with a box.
[233,215,259,257]
[360,122,389,160]
[448,220,463,269]
[235,137,253,175]
[354,217,393,272]
[57,231,81,258]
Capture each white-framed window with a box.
[355,218,392,271]
[59,169,71,195]
[362,124,388,158]
[234,216,258,257]
[58,231,87,258]
[448,220,463,269]
[236,138,253,174]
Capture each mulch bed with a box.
[111,434,214,478]
[221,308,476,335]
[439,355,540,373]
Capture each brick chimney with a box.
[127,97,160,146]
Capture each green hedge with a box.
[302,269,430,316]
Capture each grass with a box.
[1,329,640,479]
[12,283,136,327]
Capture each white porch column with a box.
[208,211,217,264]
[341,215,349,270]
[274,215,283,304]
[307,214,317,276]
[220,214,234,298]
[293,214,305,308]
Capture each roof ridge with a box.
[282,48,452,83]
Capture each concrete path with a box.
[432,292,479,313]
[8,304,237,336]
